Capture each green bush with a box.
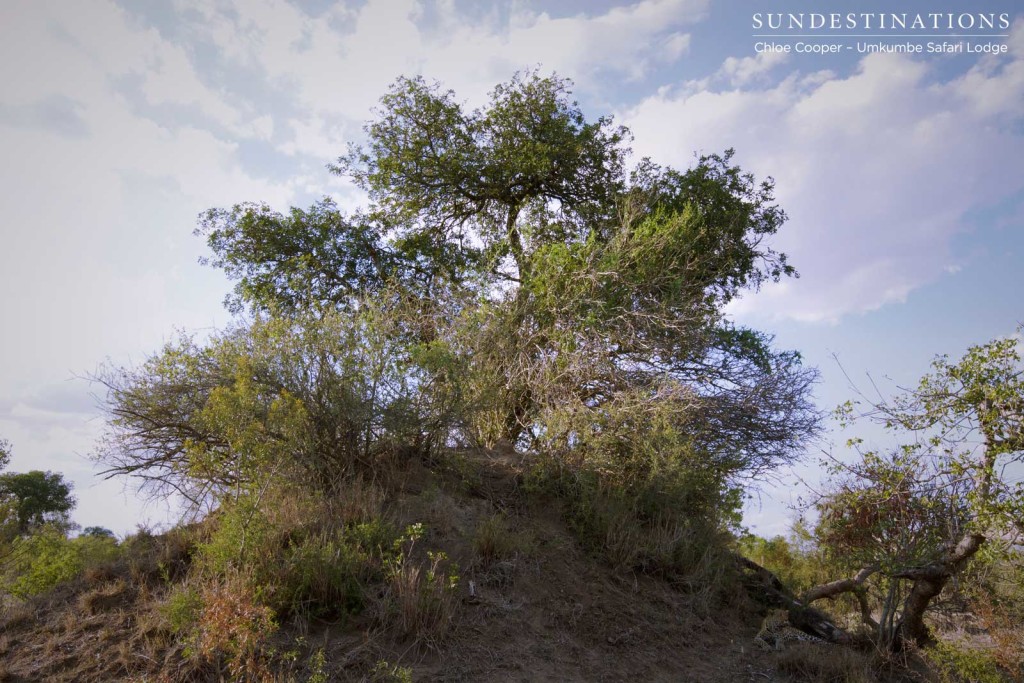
[2,526,120,598]
[276,532,371,618]
[163,585,204,634]
[926,640,1007,683]
[194,487,398,620]
[736,526,835,596]
[530,390,737,583]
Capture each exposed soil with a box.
[0,450,853,682]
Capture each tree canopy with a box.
[101,72,819,569]
[0,469,76,538]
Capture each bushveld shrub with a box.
[965,550,1024,677]
[971,591,1024,678]
[529,390,739,586]
[194,576,277,681]
[2,525,120,598]
[163,584,203,635]
[925,639,1006,683]
[194,483,397,621]
[97,304,466,509]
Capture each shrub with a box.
[192,483,397,621]
[194,577,277,680]
[163,584,204,635]
[925,640,1006,683]
[274,531,371,618]
[2,525,120,597]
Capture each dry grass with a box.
[473,513,533,565]
[79,578,130,615]
[2,447,891,683]
[775,641,876,682]
[972,592,1024,676]
[193,576,277,681]
[1,600,35,631]
[382,548,460,646]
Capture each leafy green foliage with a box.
[163,584,203,634]
[193,484,396,620]
[925,640,1007,683]
[95,304,462,505]
[197,198,392,314]
[738,526,833,596]
[2,525,119,597]
[336,71,628,284]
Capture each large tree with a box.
[0,469,76,538]
[106,72,818,521]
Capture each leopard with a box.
[754,609,831,652]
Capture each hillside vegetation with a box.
[2,72,1021,682]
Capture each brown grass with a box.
[3,447,933,683]
[382,548,460,645]
[79,578,130,615]
[473,513,533,565]
[0,599,35,631]
[775,641,876,682]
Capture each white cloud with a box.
[0,0,306,532]
[718,50,788,87]
[155,0,709,153]
[622,27,1024,323]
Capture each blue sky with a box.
[0,0,1021,536]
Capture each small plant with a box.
[307,647,328,683]
[162,584,203,635]
[383,524,460,642]
[369,659,413,683]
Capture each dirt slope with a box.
[0,450,808,682]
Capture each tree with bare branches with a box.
[806,333,1024,648]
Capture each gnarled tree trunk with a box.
[894,532,985,647]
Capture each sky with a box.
[0,0,1021,537]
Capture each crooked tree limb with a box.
[894,532,986,647]
[734,553,852,644]
[802,565,878,604]
[802,565,880,632]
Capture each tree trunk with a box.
[894,532,985,648]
